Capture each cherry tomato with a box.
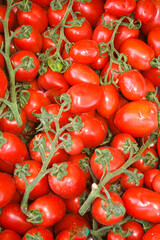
[0,5,15,33]
[135,0,156,23]
[65,134,84,155]
[0,229,22,240]
[0,67,8,98]
[92,24,113,46]
[122,221,145,240]
[144,168,160,189]
[107,232,126,240]
[104,0,136,16]
[147,27,160,57]
[142,223,160,240]
[22,227,54,240]
[142,66,160,86]
[30,0,52,7]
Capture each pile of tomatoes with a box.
[1,0,160,239]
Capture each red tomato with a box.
[120,39,155,71]
[0,229,22,240]
[118,70,146,100]
[107,232,126,240]
[13,26,42,54]
[22,227,54,240]
[0,108,26,135]
[48,162,86,199]
[142,66,160,86]
[10,50,40,82]
[104,0,136,16]
[28,194,66,228]
[132,147,158,173]
[96,12,118,27]
[90,146,125,183]
[122,187,160,223]
[96,84,119,119]
[142,223,160,240]
[157,134,160,158]
[65,134,84,156]
[111,133,137,160]
[90,55,109,70]
[122,221,144,240]
[148,27,160,57]
[100,61,120,85]
[67,83,102,114]
[64,63,100,86]
[29,132,68,166]
[0,67,7,98]
[114,100,158,137]
[70,40,99,64]
[0,172,16,208]
[92,191,125,225]
[17,3,48,33]
[22,89,51,122]
[73,0,104,28]
[152,174,160,193]
[64,17,92,43]
[0,132,28,164]
[135,0,156,23]
[14,160,50,199]
[0,5,15,33]
[144,77,157,97]
[55,227,89,240]
[0,202,33,235]
[70,115,106,148]
[31,0,52,7]
[144,168,160,189]
[0,159,15,174]
[92,24,113,45]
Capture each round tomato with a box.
[64,134,84,156]
[135,0,156,23]
[122,221,144,240]
[0,229,22,240]
[107,232,126,240]
[142,223,160,240]
[152,174,160,193]
[31,0,52,7]
[0,5,15,33]
[22,227,54,240]
[144,168,160,189]
[148,27,160,57]
[0,67,7,98]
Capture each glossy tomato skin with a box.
[0,132,28,164]
[147,27,160,57]
[90,146,125,183]
[10,50,40,82]
[135,0,156,23]
[118,70,146,101]
[157,134,160,158]
[104,0,136,16]
[70,40,99,64]
[0,229,22,240]
[122,221,144,240]
[73,0,104,28]
[65,134,84,156]
[92,24,113,45]
[22,227,54,240]
[142,223,160,240]
[0,5,15,33]
[28,194,66,228]
[0,68,7,98]
[92,191,125,225]
[122,187,160,223]
[64,63,100,86]
[0,202,33,235]
[30,0,52,7]
[14,160,50,199]
[17,3,48,33]
[48,162,86,199]
[114,100,158,138]
[142,66,160,86]
[0,172,16,208]
[67,83,102,114]
[152,174,160,193]
[13,26,42,54]
[144,168,160,189]
[120,39,155,71]
[107,232,126,240]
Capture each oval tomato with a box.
[135,0,156,23]
[142,66,160,86]
[0,67,7,98]
[144,168,160,189]
[142,223,160,240]
[104,0,136,16]
[0,229,22,240]
[147,27,160,57]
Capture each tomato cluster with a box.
[0,0,160,239]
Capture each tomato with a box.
[65,134,84,155]
[22,227,54,240]
[135,0,156,23]
[0,108,26,135]
[29,132,68,166]
[92,24,113,46]
[114,100,158,137]
[152,174,160,193]
[92,191,125,225]
[0,172,16,208]
[107,232,126,240]
[66,83,102,114]
[144,77,157,97]
[22,89,51,122]
[12,189,23,204]
[122,186,160,223]
[118,70,146,100]
[31,0,52,7]
[73,0,104,28]
[120,39,155,71]
[64,63,100,86]
[48,161,86,199]
[90,146,125,183]
[114,25,139,51]
[96,12,118,27]
[54,213,90,236]
[70,115,106,148]
[28,194,66,228]
[17,3,48,33]
[13,26,42,54]
[142,66,160,86]
[0,202,33,235]
[14,160,50,199]
[0,229,22,240]
[111,133,137,160]
[70,40,99,64]
[142,223,160,240]
[10,50,40,82]
[157,134,160,158]
[144,169,160,189]
[0,67,7,98]
[0,159,15,174]
[64,17,92,43]
[132,147,158,173]
[0,5,15,33]
[147,27,160,57]
[96,84,119,119]
[0,132,28,164]
[104,0,136,16]
[100,61,120,85]
[38,68,69,92]
[122,221,145,240]
[90,55,109,70]
[120,167,144,190]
